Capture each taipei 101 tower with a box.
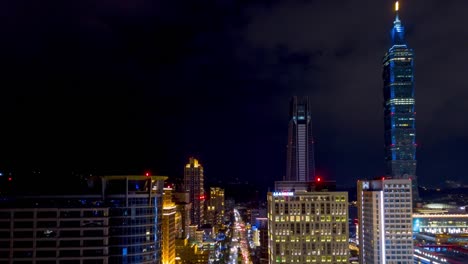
[383,1,419,201]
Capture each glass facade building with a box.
[104,176,165,264]
[285,96,316,182]
[382,2,419,201]
[0,175,166,264]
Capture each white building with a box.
[357,178,413,264]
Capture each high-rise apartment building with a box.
[357,177,413,264]
[183,157,205,227]
[285,96,316,182]
[0,175,166,264]
[383,1,419,201]
[206,187,224,227]
[162,187,177,264]
[267,181,349,263]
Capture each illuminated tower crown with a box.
[392,1,406,46]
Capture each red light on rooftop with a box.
[145,172,150,177]
[8,177,12,181]
[382,176,386,180]
[316,177,321,182]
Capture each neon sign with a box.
[273,192,294,197]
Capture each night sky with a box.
[1,0,467,191]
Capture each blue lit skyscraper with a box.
[285,96,315,182]
[383,1,419,201]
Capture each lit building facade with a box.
[267,181,349,263]
[175,238,210,264]
[206,187,224,227]
[162,187,177,264]
[0,175,166,264]
[382,1,419,201]
[183,158,205,227]
[254,217,268,264]
[413,212,468,235]
[357,178,413,264]
[285,96,316,182]
[188,225,199,241]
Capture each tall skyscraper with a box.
[285,96,316,182]
[206,187,225,227]
[183,157,205,227]
[268,180,349,264]
[357,177,413,264]
[162,187,177,264]
[383,1,419,201]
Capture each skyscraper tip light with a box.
[391,1,406,47]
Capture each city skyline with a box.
[1,0,467,190]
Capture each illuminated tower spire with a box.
[392,1,405,46]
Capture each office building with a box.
[162,187,177,264]
[285,96,316,182]
[206,187,224,227]
[357,177,413,264]
[0,175,166,264]
[175,238,210,264]
[0,202,109,263]
[253,217,268,264]
[267,180,349,263]
[382,1,419,201]
[183,158,205,227]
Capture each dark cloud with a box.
[238,0,468,185]
[0,0,467,189]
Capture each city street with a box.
[227,209,252,264]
